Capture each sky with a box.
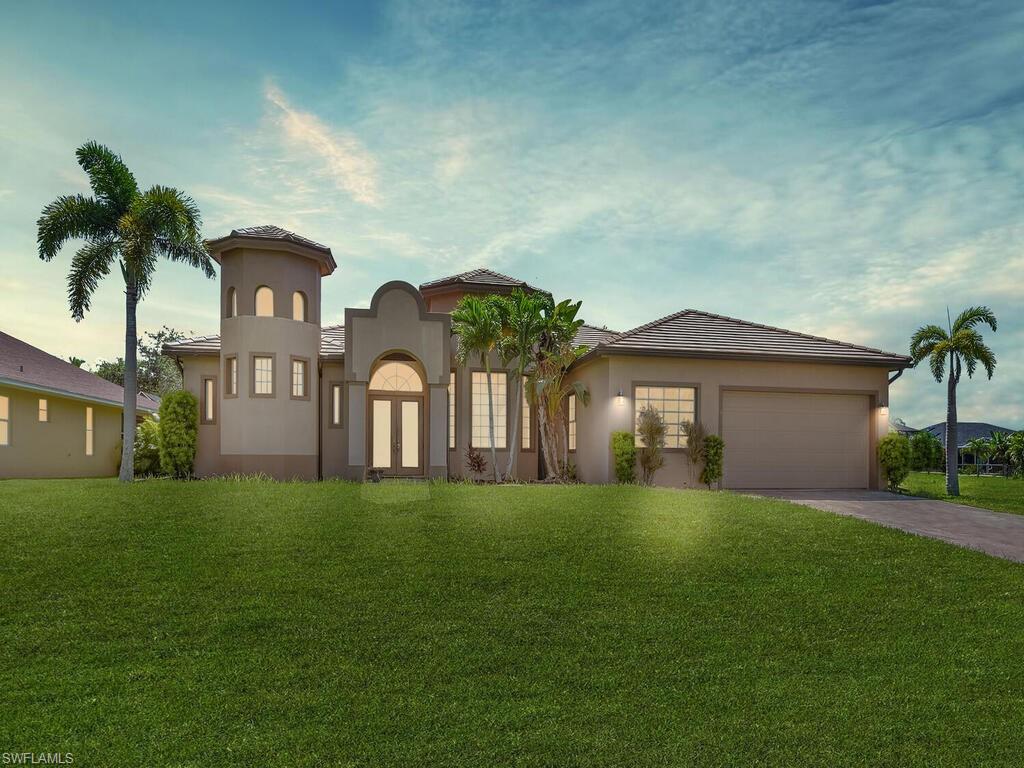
[1,0,1022,429]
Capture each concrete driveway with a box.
[753,490,1024,563]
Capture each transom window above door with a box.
[369,361,423,392]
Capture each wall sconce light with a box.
[615,389,625,406]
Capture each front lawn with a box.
[1,480,1022,766]
[904,471,1024,515]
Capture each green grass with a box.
[904,471,1024,515]
[1,480,1023,767]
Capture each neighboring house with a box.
[923,422,1021,464]
[162,225,911,489]
[0,332,159,479]
[890,418,920,437]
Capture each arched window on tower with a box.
[255,286,274,317]
[225,287,237,318]
[292,291,307,322]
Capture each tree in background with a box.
[988,430,1011,476]
[38,141,214,481]
[964,437,991,476]
[909,430,943,472]
[94,326,187,397]
[68,356,85,368]
[1007,432,1024,478]
[909,307,997,496]
[452,295,503,483]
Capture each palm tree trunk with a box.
[505,368,522,481]
[118,280,138,482]
[537,400,555,479]
[483,355,499,483]
[946,367,959,496]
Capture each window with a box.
[201,377,216,424]
[85,407,93,456]
[369,361,423,392]
[471,371,507,449]
[568,393,577,452]
[225,356,238,397]
[521,377,531,450]
[255,286,274,317]
[292,291,307,322]
[634,385,696,449]
[330,383,343,427]
[226,287,237,318]
[38,398,48,422]
[448,371,456,449]
[253,355,274,396]
[291,358,308,399]
[0,395,9,446]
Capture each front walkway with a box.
[753,490,1024,563]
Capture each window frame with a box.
[0,394,10,447]
[289,356,311,401]
[521,376,533,452]
[200,376,218,425]
[254,285,274,317]
[567,392,577,452]
[448,369,457,450]
[38,398,48,423]
[85,406,94,456]
[329,381,343,428]
[224,355,238,398]
[632,382,700,452]
[470,369,509,450]
[250,352,276,398]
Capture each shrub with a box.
[636,405,666,486]
[700,434,724,488]
[134,416,162,476]
[909,431,942,472]
[685,421,708,484]
[878,432,911,491]
[610,431,637,484]
[158,390,198,479]
[465,446,488,480]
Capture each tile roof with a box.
[419,268,548,295]
[222,225,332,255]
[162,325,346,359]
[573,324,619,351]
[0,331,159,412]
[924,422,1021,449]
[584,310,911,367]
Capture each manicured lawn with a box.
[1,480,1023,766]
[904,471,1024,515]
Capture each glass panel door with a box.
[371,398,392,469]
[400,400,420,470]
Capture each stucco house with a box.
[162,225,911,489]
[0,331,158,479]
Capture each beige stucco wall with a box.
[567,355,890,489]
[180,355,222,477]
[321,361,347,478]
[0,384,123,479]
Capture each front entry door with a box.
[370,396,423,476]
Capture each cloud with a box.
[263,82,380,206]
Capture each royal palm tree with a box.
[452,294,503,483]
[38,141,215,481]
[495,289,546,480]
[910,306,997,496]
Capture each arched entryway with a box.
[367,353,425,476]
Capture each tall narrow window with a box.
[291,358,308,399]
[0,395,9,446]
[471,371,507,449]
[448,371,456,449]
[225,356,238,397]
[568,393,577,452]
[85,407,94,456]
[226,287,237,318]
[38,398,48,422]
[255,286,274,317]
[330,383,343,427]
[253,355,274,396]
[201,377,216,424]
[633,386,696,448]
[521,377,531,450]
[292,291,307,322]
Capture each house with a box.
[923,422,1021,464]
[0,331,159,479]
[162,225,911,489]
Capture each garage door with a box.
[721,391,869,489]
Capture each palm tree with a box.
[452,294,503,483]
[989,430,1011,476]
[1007,432,1024,478]
[964,437,990,476]
[910,306,997,496]
[495,289,546,480]
[38,141,215,481]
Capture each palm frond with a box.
[67,239,117,319]
[76,141,138,212]
[927,339,949,382]
[909,324,947,364]
[36,195,110,261]
[952,305,997,334]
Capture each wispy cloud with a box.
[263,81,380,206]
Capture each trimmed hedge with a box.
[878,432,912,491]
[158,390,198,478]
[611,431,637,484]
[700,435,724,488]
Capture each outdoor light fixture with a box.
[615,389,625,406]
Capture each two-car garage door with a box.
[721,391,870,489]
